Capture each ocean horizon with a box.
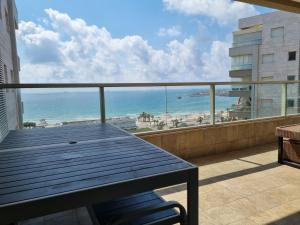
[21,88,238,124]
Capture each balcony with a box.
[19,143,300,225]
[1,81,300,225]
[232,38,262,48]
[229,69,252,78]
[230,64,252,71]
[229,87,251,97]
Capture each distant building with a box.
[229,11,300,119]
[0,0,21,141]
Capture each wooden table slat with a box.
[0,123,130,150]
[0,162,188,205]
[0,138,147,164]
[0,152,173,186]
[0,149,166,177]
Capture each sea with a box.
[21,88,238,124]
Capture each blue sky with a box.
[15,0,273,83]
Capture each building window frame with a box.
[287,99,295,108]
[287,75,296,81]
[288,51,296,61]
[271,26,284,40]
[262,54,274,64]
[5,8,9,33]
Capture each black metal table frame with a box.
[1,166,198,225]
[278,136,300,169]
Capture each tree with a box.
[23,122,36,128]
[171,119,180,128]
[138,112,147,122]
[157,121,166,130]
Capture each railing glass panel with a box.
[215,85,248,123]
[21,88,100,128]
[256,84,283,118]
[105,87,166,133]
[230,64,252,71]
[165,86,211,129]
[287,83,300,115]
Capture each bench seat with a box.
[88,191,186,225]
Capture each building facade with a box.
[229,11,300,119]
[0,0,21,141]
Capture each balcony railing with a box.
[230,64,252,71]
[232,38,262,47]
[0,80,299,132]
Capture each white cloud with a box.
[201,41,231,80]
[158,26,181,37]
[163,0,258,25]
[17,9,230,83]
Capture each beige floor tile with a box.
[204,204,245,225]
[227,198,258,218]
[199,212,219,225]
[199,181,226,194]
[246,188,288,212]
[250,201,300,225]
[228,218,258,225]
[200,186,243,210]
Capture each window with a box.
[3,64,7,83]
[231,55,252,66]
[5,8,9,33]
[10,70,14,83]
[233,31,262,46]
[262,54,274,64]
[287,99,295,108]
[261,76,274,81]
[287,75,296,81]
[289,51,296,61]
[271,27,284,40]
[0,1,2,21]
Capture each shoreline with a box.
[25,110,232,130]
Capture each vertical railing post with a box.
[165,86,168,126]
[281,83,287,117]
[99,87,106,123]
[210,84,215,125]
[251,84,256,119]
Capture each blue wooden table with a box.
[0,123,198,225]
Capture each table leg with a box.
[187,168,199,225]
[278,136,283,164]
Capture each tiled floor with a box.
[20,144,300,225]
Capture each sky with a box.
[15,0,273,83]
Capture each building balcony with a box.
[230,64,252,71]
[229,68,252,78]
[229,87,251,97]
[232,38,262,48]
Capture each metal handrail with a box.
[0,80,299,88]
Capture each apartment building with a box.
[229,11,300,119]
[0,0,21,141]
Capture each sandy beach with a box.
[33,110,231,132]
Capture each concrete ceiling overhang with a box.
[236,0,300,13]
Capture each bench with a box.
[88,191,186,225]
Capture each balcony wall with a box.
[137,115,300,159]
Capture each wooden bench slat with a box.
[90,191,181,225]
